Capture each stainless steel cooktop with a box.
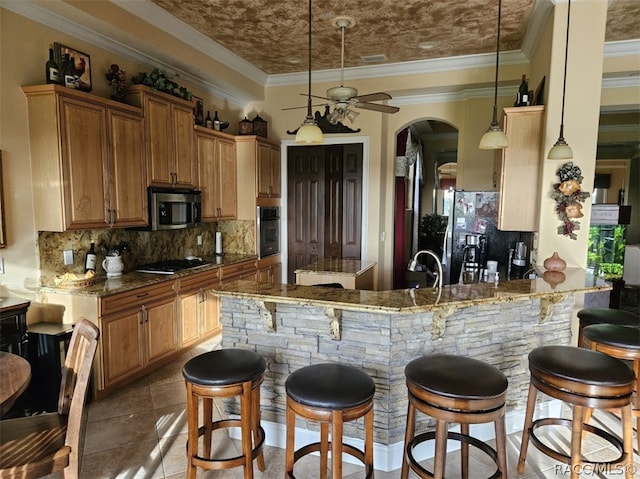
[136,258,210,275]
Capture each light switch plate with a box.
[63,250,74,265]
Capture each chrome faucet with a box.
[408,250,443,289]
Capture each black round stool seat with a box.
[577,307,640,327]
[285,363,375,409]
[182,348,266,386]
[405,354,508,400]
[583,324,640,350]
[401,355,508,479]
[285,363,375,479]
[518,345,635,478]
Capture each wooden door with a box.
[101,310,145,387]
[179,292,200,346]
[287,144,363,282]
[172,105,197,188]
[145,298,178,364]
[202,290,221,336]
[196,132,218,220]
[108,108,147,227]
[145,96,173,186]
[216,136,237,219]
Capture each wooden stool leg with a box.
[621,403,634,479]
[240,382,254,479]
[203,397,213,458]
[517,382,538,474]
[400,398,416,479]
[251,385,266,472]
[634,359,640,454]
[570,405,584,479]
[285,397,295,479]
[186,382,199,479]
[460,423,469,479]
[364,407,374,477]
[495,414,508,479]
[434,419,448,479]
[320,422,329,479]
[331,409,344,479]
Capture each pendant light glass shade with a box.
[295,0,323,145]
[479,0,508,150]
[548,0,572,159]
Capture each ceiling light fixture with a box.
[548,0,573,160]
[479,0,509,150]
[295,0,323,145]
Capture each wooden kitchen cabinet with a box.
[100,281,177,389]
[258,254,282,283]
[221,259,258,282]
[22,84,147,231]
[495,106,544,232]
[195,126,237,221]
[236,135,281,201]
[177,267,221,347]
[127,85,197,188]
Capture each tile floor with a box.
[46,335,639,478]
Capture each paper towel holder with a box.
[215,231,223,256]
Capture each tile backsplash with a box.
[38,220,255,284]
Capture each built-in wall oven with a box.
[257,206,280,258]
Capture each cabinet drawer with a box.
[177,268,220,293]
[221,260,257,282]
[101,281,176,316]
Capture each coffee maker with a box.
[509,241,528,279]
[459,234,485,284]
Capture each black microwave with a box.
[148,188,201,230]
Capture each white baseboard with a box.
[230,399,561,472]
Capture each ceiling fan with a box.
[320,16,399,124]
[285,15,399,125]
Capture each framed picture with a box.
[192,96,204,125]
[54,42,92,92]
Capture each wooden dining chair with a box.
[0,318,99,479]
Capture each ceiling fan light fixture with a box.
[548,0,573,160]
[295,0,323,145]
[479,0,508,150]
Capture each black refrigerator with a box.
[442,191,532,285]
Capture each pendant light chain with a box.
[491,0,502,126]
[305,0,313,119]
[558,0,571,140]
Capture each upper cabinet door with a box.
[216,136,237,219]
[58,96,110,229]
[256,141,281,199]
[144,96,173,187]
[172,105,197,188]
[108,109,148,227]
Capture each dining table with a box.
[0,351,31,416]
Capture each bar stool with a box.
[517,345,635,479]
[182,349,267,479]
[583,323,640,452]
[576,307,639,347]
[400,354,508,479]
[285,363,375,479]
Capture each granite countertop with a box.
[294,259,376,276]
[39,254,257,297]
[213,268,610,313]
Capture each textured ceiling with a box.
[151,0,640,76]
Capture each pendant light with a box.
[548,0,573,159]
[295,0,323,144]
[479,0,509,150]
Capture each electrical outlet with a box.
[197,235,203,246]
[0,257,4,274]
[63,250,74,265]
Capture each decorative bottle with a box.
[205,111,213,129]
[515,74,529,106]
[45,47,59,84]
[62,54,75,88]
[85,242,97,273]
[213,111,221,131]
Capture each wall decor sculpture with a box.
[551,161,590,240]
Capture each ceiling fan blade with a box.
[282,103,327,111]
[299,92,333,101]
[354,92,392,102]
[355,102,400,114]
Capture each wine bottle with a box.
[205,111,213,129]
[213,111,221,131]
[85,242,97,273]
[62,54,75,88]
[515,74,529,107]
[45,47,59,84]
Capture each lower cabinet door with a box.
[179,292,200,346]
[145,299,178,363]
[102,310,145,387]
[202,290,221,336]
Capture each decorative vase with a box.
[543,252,566,272]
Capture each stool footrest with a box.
[289,441,373,479]
[529,417,627,467]
[406,430,501,479]
[189,419,266,471]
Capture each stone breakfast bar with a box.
[213,269,609,471]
